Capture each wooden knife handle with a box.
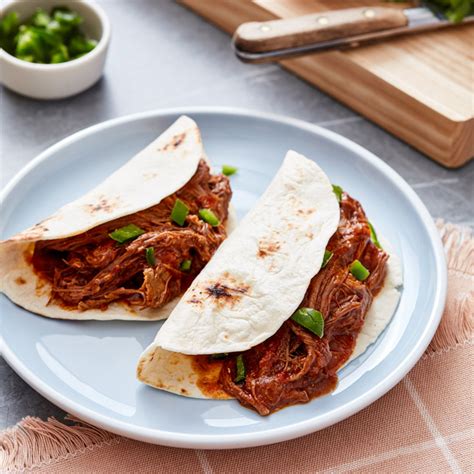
[233,7,408,53]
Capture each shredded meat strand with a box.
[219,192,388,415]
[32,161,232,311]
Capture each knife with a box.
[232,5,474,63]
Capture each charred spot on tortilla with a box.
[161,132,186,151]
[257,239,281,258]
[19,222,49,240]
[15,277,26,285]
[296,207,316,216]
[83,196,119,214]
[33,214,54,228]
[206,282,248,299]
[206,283,233,299]
[205,283,249,309]
[187,297,204,306]
[187,278,249,308]
[33,222,49,232]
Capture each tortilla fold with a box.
[0,116,235,321]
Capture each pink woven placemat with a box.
[1,221,473,473]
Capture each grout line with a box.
[438,185,472,206]
[404,376,462,473]
[195,449,213,474]
[313,116,364,128]
[412,178,460,189]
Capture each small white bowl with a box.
[0,0,111,100]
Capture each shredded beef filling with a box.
[32,160,232,311]
[219,192,388,415]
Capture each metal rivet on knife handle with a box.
[317,16,329,25]
[363,9,376,19]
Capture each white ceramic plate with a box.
[0,108,446,449]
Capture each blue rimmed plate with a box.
[0,108,446,449]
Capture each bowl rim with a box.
[0,0,111,69]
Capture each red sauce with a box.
[191,356,229,399]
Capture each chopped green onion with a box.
[291,308,324,338]
[332,184,343,202]
[16,54,35,62]
[53,8,82,28]
[145,247,156,266]
[350,260,370,281]
[199,209,220,227]
[222,164,238,176]
[69,35,97,56]
[33,27,62,48]
[322,249,333,268]
[50,44,69,63]
[46,19,69,37]
[15,26,45,62]
[445,0,472,23]
[210,353,229,360]
[0,6,97,64]
[31,9,51,28]
[180,259,192,272]
[368,222,382,249]
[234,355,246,383]
[1,12,19,37]
[171,199,189,226]
[389,0,473,23]
[109,224,145,244]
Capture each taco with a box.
[137,150,402,414]
[0,116,235,320]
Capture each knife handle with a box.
[233,7,408,54]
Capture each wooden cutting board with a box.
[179,0,474,168]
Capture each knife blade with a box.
[233,6,474,63]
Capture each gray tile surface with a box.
[0,0,472,429]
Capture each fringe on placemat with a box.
[426,220,474,356]
[0,415,118,473]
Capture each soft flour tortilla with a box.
[138,150,340,395]
[137,153,402,398]
[137,246,401,399]
[0,115,235,321]
[154,150,340,355]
